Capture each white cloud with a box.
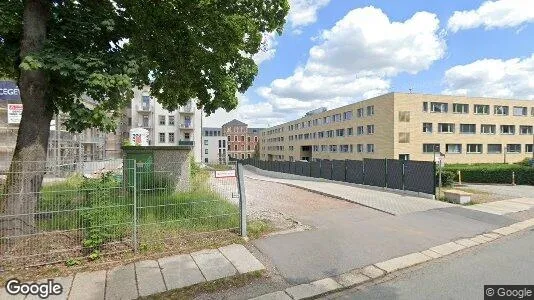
[255,6,446,124]
[252,32,278,65]
[447,0,534,33]
[288,0,331,31]
[443,54,534,99]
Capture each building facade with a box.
[261,93,534,164]
[201,127,227,164]
[121,87,202,162]
[221,120,262,160]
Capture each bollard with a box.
[512,171,516,186]
[458,170,462,185]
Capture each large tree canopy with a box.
[0,0,289,132]
[0,0,288,237]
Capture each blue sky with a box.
[206,0,534,127]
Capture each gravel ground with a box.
[243,176,356,232]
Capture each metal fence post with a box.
[132,159,138,253]
[384,158,388,188]
[402,161,406,191]
[237,162,247,237]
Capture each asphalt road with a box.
[323,229,534,300]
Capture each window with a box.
[357,108,364,117]
[460,124,476,134]
[254,136,258,142]
[500,125,515,135]
[494,105,509,115]
[340,145,349,153]
[438,123,455,133]
[488,144,502,154]
[366,105,375,116]
[334,114,342,122]
[241,135,245,142]
[242,154,245,159]
[169,133,175,143]
[399,111,410,122]
[318,131,324,139]
[453,103,469,114]
[513,106,528,116]
[399,132,410,143]
[128,117,132,126]
[335,129,344,137]
[313,145,319,152]
[347,128,354,136]
[474,104,490,115]
[330,145,338,152]
[467,144,482,154]
[234,145,238,151]
[423,102,428,112]
[321,145,328,152]
[431,102,448,113]
[357,126,365,135]
[204,139,208,145]
[159,115,166,125]
[423,123,433,133]
[248,136,251,142]
[446,144,462,154]
[159,132,165,143]
[526,144,533,153]
[507,144,521,153]
[168,116,175,126]
[520,126,533,135]
[234,135,238,141]
[184,132,190,139]
[367,125,375,134]
[357,144,364,153]
[423,144,440,153]
[343,111,353,120]
[532,107,534,116]
[481,124,496,134]
[204,149,208,154]
[366,144,375,153]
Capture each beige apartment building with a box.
[260,92,534,164]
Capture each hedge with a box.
[444,164,534,185]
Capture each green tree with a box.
[0,0,288,237]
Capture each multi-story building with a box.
[201,127,227,164]
[121,87,202,162]
[261,92,534,164]
[222,119,262,161]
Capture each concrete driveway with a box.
[464,184,534,199]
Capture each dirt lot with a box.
[243,176,356,232]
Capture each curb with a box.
[249,217,534,300]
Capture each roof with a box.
[202,127,221,131]
[248,127,264,133]
[222,119,247,127]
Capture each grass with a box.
[247,219,276,239]
[140,270,265,300]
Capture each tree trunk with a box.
[0,0,51,240]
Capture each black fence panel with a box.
[346,160,363,184]
[289,162,297,175]
[281,161,290,173]
[276,161,283,172]
[404,160,435,195]
[386,159,404,190]
[295,161,304,176]
[302,162,311,177]
[332,160,346,181]
[310,161,321,178]
[363,159,386,187]
[320,160,333,180]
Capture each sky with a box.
[204,0,534,128]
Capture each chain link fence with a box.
[0,159,243,269]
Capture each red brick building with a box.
[222,119,262,160]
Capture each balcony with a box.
[179,123,194,130]
[137,122,152,129]
[137,104,153,113]
[179,105,194,114]
[178,140,194,146]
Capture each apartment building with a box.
[121,87,202,162]
[222,119,262,160]
[201,127,227,164]
[261,92,534,164]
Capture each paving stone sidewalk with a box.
[0,244,264,300]
[465,198,534,215]
[244,167,454,215]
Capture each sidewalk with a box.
[465,198,534,215]
[0,244,265,300]
[244,167,454,215]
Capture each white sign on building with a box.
[7,103,23,124]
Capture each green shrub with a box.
[436,170,455,187]
[444,164,534,185]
